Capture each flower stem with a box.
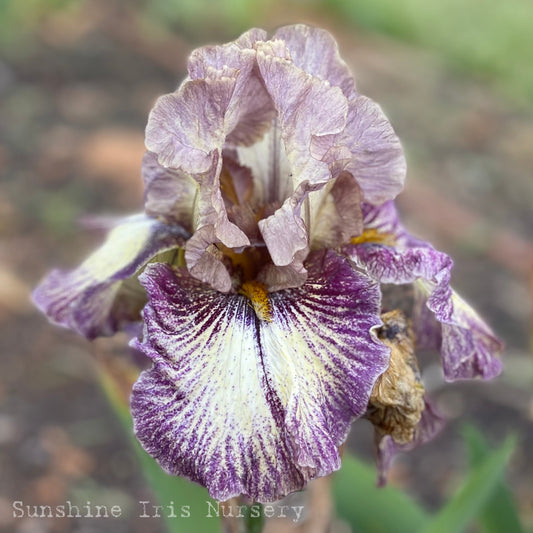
[244,504,264,533]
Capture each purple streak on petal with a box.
[345,242,453,291]
[363,200,404,235]
[362,200,436,248]
[376,396,445,487]
[421,283,504,381]
[131,250,388,502]
[357,201,502,381]
[32,215,188,339]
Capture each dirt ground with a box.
[1,2,532,532]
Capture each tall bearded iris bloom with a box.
[33,25,502,503]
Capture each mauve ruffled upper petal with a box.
[142,151,197,229]
[188,28,275,147]
[255,40,349,269]
[144,25,408,292]
[337,96,406,205]
[273,24,357,100]
[145,76,236,173]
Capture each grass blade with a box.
[420,435,515,533]
[333,453,429,533]
[462,425,523,533]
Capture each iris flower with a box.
[33,25,502,503]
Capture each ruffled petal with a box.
[184,225,233,293]
[256,40,348,189]
[32,215,188,339]
[416,281,503,380]
[338,96,406,204]
[258,182,309,269]
[355,201,502,381]
[131,250,389,502]
[345,241,453,289]
[273,24,357,100]
[188,28,275,147]
[146,36,282,280]
[142,151,197,229]
[145,76,236,173]
[310,172,363,250]
[255,42,349,272]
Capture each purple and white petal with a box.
[131,250,389,502]
[416,280,503,381]
[345,241,453,290]
[353,200,503,381]
[32,215,188,339]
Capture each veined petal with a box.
[416,281,503,380]
[146,60,258,272]
[362,201,429,248]
[353,200,503,381]
[131,250,389,502]
[188,28,275,147]
[256,40,348,189]
[184,225,233,293]
[345,241,453,290]
[255,41,349,272]
[182,151,250,292]
[258,182,309,269]
[32,215,188,339]
[142,151,198,229]
[145,76,236,173]
[273,24,357,100]
[339,96,406,204]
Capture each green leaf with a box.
[99,370,222,533]
[462,425,524,533]
[243,504,264,533]
[420,434,516,533]
[333,453,429,533]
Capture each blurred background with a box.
[1,0,532,531]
